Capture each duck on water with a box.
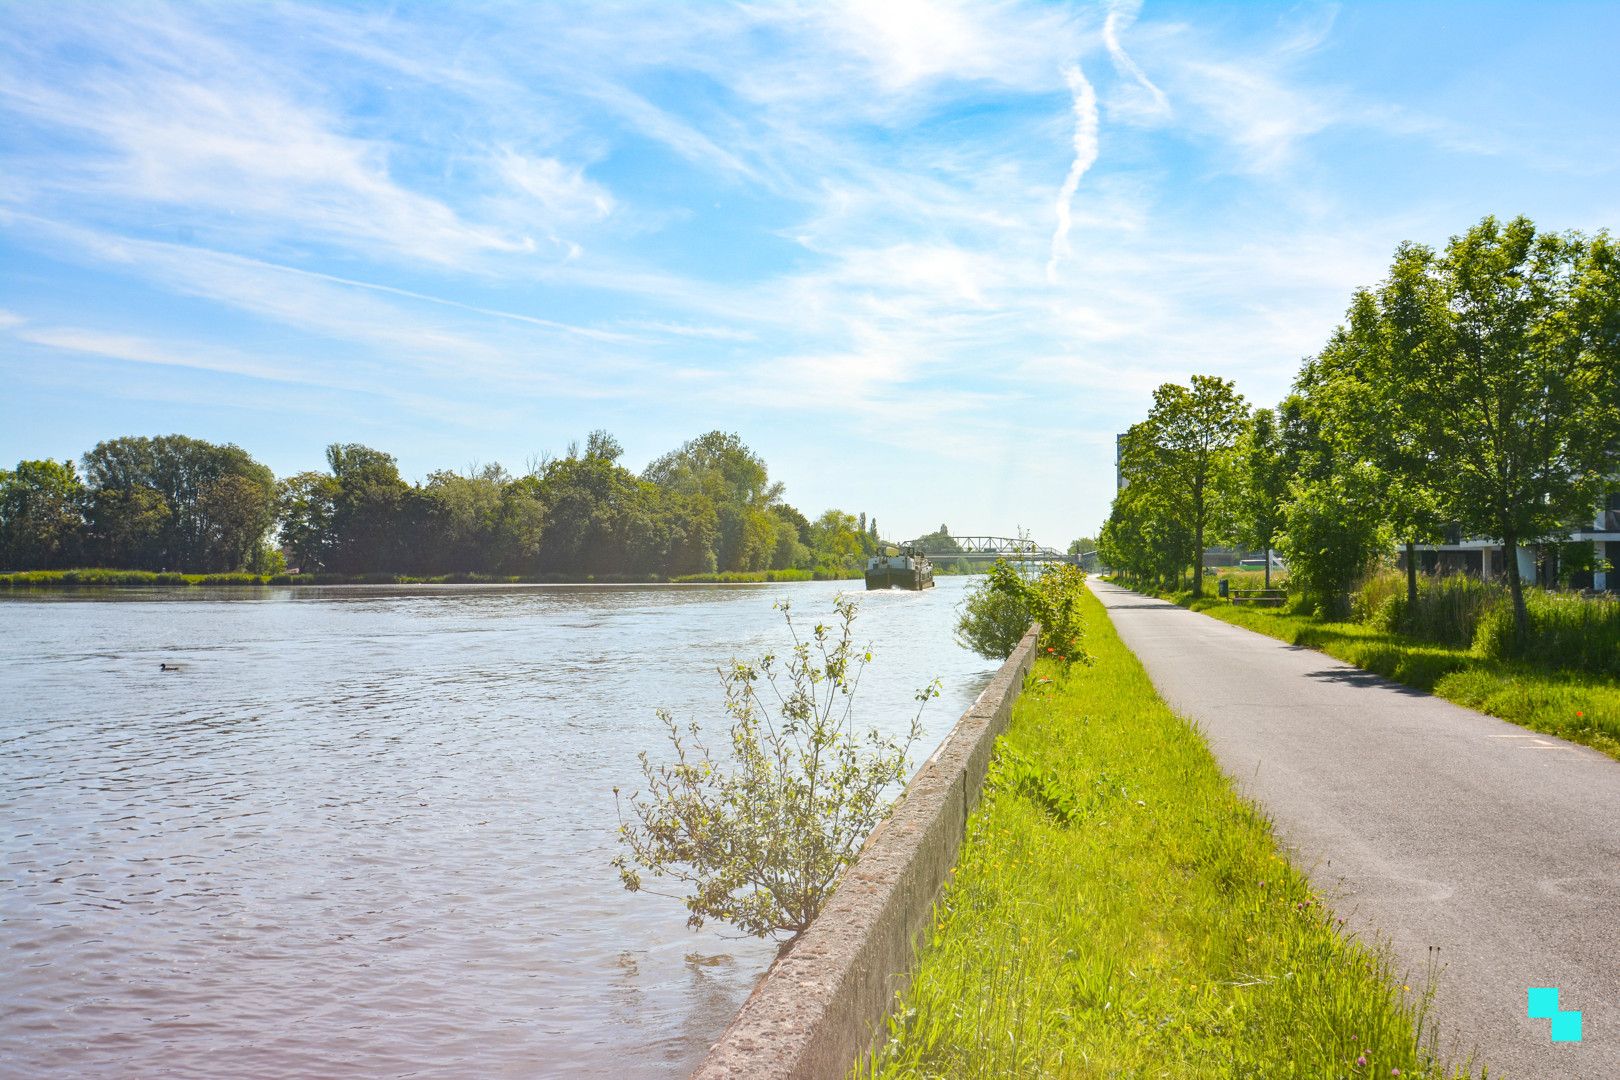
[864,544,935,591]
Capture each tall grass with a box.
[1349,570,1620,677]
[855,589,1476,1079]
[1476,588,1620,678]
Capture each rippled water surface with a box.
[0,579,996,1078]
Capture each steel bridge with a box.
[899,535,1081,566]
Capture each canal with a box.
[0,578,997,1078]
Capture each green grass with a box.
[1171,593,1620,762]
[668,568,849,583]
[0,569,278,588]
[855,588,1477,1079]
[0,567,855,588]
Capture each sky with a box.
[3,1,1618,546]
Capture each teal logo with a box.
[1527,987,1582,1042]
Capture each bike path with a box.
[1089,579,1619,1078]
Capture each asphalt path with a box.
[1089,580,1620,1079]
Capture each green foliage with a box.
[859,589,1471,1079]
[1102,214,1619,631]
[0,459,86,570]
[2,428,881,581]
[912,524,964,556]
[1351,569,1620,678]
[1103,376,1248,593]
[76,435,277,572]
[670,569,824,583]
[1276,463,1393,619]
[613,596,938,939]
[955,561,1092,663]
[954,571,1032,660]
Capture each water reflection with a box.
[0,578,995,1078]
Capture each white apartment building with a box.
[1402,487,1620,592]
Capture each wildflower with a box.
[1046,647,1055,653]
[1576,711,1584,717]
[1356,1056,1367,1068]
[1391,1070,1401,1076]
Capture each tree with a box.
[644,431,784,572]
[0,459,86,569]
[81,435,276,570]
[808,509,866,576]
[277,471,338,572]
[323,443,410,574]
[1417,217,1620,639]
[1277,463,1393,618]
[199,473,277,572]
[1119,376,1248,596]
[1301,251,1448,612]
[1232,408,1289,588]
[913,524,964,557]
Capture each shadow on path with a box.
[1300,666,1432,697]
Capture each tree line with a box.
[0,430,893,580]
[1099,215,1620,639]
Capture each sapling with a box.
[614,595,939,939]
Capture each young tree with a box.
[615,596,937,938]
[1124,376,1249,596]
[1419,217,1620,639]
[1232,408,1289,589]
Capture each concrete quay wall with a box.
[692,625,1040,1079]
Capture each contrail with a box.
[1046,63,1099,283]
[1104,2,1169,115]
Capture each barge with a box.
[864,544,935,591]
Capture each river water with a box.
[0,578,997,1079]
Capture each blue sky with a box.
[3,1,1617,545]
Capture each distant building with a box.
[1402,484,1619,592]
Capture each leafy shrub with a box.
[1276,466,1392,618]
[613,595,939,939]
[955,571,1032,659]
[956,561,1092,663]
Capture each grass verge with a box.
[856,587,1476,1079]
[1164,591,1620,763]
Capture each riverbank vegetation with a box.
[615,596,939,938]
[955,560,1091,663]
[1100,214,1619,646]
[858,588,1477,1079]
[1143,576,1620,761]
[0,430,897,582]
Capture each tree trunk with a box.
[1263,545,1271,589]
[1192,514,1205,597]
[1405,541,1418,617]
[1503,528,1528,646]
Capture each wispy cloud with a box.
[1103,1,1170,120]
[3,0,1615,538]
[1046,64,1100,282]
